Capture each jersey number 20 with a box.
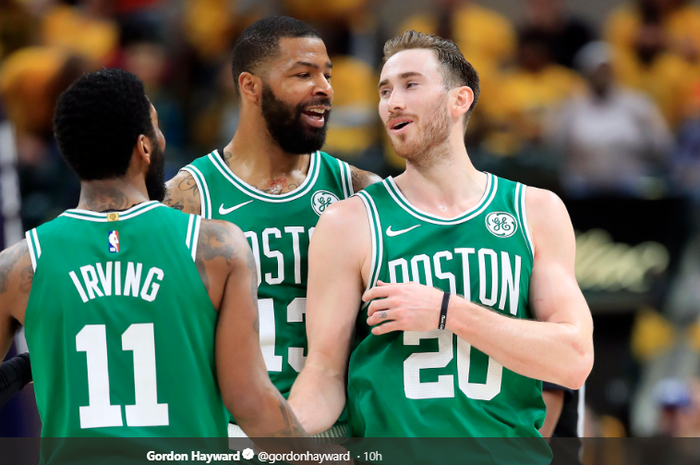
[404,330,503,401]
[76,323,169,429]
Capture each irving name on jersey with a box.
[69,261,165,303]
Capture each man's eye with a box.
[296,73,310,78]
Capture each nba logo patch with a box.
[108,231,120,253]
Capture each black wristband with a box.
[438,292,450,330]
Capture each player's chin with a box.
[300,121,328,136]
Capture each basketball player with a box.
[164,17,380,439]
[289,30,594,442]
[0,70,308,454]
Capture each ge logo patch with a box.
[311,190,339,216]
[485,212,518,238]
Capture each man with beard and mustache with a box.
[0,69,311,455]
[164,16,380,439]
[290,31,593,455]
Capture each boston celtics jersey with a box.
[349,174,546,437]
[183,150,353,400]
[24,202,228,439]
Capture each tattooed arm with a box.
[0,241,33,359]
[163,170,201,215]
[196,219,308,438]
[349,165,382,193]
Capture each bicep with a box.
[163,170,201,215]
[527,189,589,327]
[0,241,32,358]
[305,203,367,374]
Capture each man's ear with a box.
[135,134,152,165]
[238,72,262,103]
[452,85,474,119]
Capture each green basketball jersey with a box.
[24,202,228,439]
[184,150,353,400]
[349,174,546,437]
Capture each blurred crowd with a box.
[2,0,700,221]
[2,0,700,440]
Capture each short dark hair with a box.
[383,31,480,128]
[231,16,321,94]
[53,68,155,181]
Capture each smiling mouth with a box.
[389,119,414,132]
[303,107,327,120]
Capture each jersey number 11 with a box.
[76,323,169,429]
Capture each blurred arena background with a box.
[1,0,700,447]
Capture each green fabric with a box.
[25,202,227,441]
[185,150,353,425]
[349,175,546,438]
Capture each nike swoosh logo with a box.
[386,225,421,237]
[219,200,254,215]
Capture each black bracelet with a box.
[438,292,450,330]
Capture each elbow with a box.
[561,345,594,390]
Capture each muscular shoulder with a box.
[197,219,249,265]
[349,165,382,193]
[318,196,368,232]
[524,187,575,260]
[164,170,201,215]
[196,219,253,289]
[0,240,33,323]
[313,196,371,265]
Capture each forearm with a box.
[540,390,564,437]
[235,384,309,438]
[447,298,592,389]
[0,352,32,407]
[289,362,346,435]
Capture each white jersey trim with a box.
[210,150,321,203]
[355,191,383,297]
[182,165,212,219]
[384,174,497,225]
[25,230,38,272]
[520,185,535,259]
[60,202,165,222]
[338,159,349,199]
[191,216,202,262]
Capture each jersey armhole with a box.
[344,161,354,197]
[354,192,383,306]
[337,159,354,199]
[514,183,535,260]
[185,215,202,262]
[182,165,212,219]
[25,229,41,272]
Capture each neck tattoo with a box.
[267,177,287,195]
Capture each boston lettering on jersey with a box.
[245,227,313,286]
[389,249,522,316]
[183,150,353,402]
[349,175,547,440]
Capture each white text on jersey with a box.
[244,226,314,286]
[388,248,522,315]
[69,262,165,303]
